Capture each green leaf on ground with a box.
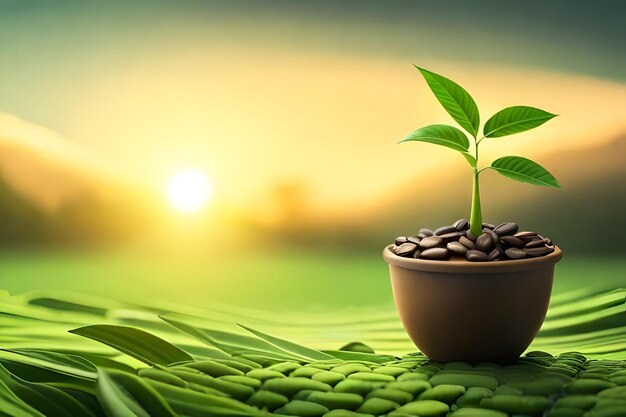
[238,324,336,361]
[0,349,97,381]
[339,341,375,354]
[69,325,193,367]
[322,349,396,364]
[161,315,308,362]
[96,368,177,417]
[0,365,45,417]
[0,363,96,417]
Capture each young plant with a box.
[400,66,561,237]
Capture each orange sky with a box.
[2,53,625,225]
[1,2,625,228]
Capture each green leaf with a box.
[238,324,336,361]
[0,349,97,381]
[461,152,477,168]
[145,378,259,416]
[321,350,396,364]
[490,156,561,189]
[338,341,375,354]
[28,297,107,316]
[161,315,308,362]
[96,368,177,417]
[484,106,556,137]
[399,124,470,152]
[0,363,96,417]
[415,66,480,137]
[546,289,625,320]
[0,361,96,394]
[69,325,193,367]
[0,368,44,417]
[72,353,138,374]
[61,389,107,417]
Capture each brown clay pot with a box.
[383,245,562,363]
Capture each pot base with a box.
[384,245,562,363]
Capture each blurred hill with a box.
[0,114,156,246]
[0,111,623,254]
[276,135,626,255]
[0,113,111,211]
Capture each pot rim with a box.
[383,244,562,274]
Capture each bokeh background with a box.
[0,0,624,312]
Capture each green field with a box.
[0,248,624,416]
[1,248,624,310]
[0,248,624,356]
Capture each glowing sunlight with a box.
[165,169,212,213]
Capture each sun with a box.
[165,169,212,213]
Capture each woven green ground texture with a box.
[0,289,624,417]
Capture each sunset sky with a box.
[0,0,624,223]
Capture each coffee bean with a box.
[418,228,434,237]
[392,222,554,262]
[505,247,527,259]
[419,236,444,249]
[407,236,421,245]
[439,231,465,242]
[520,236,541,244]
[494,222,519,236]
[525,246,554,257]
[500,236,524,249]
[447,241,468,255]
[514,231,539,243]
[466,250,488,262]
[525,239,546,249]
[395,243,418,257]
[453,218,469,231]
[395,236,408,246]
[484,227,499,242]
[434,225,457,236]
[476,233,494,252]
[420,248,449,260]
[459,236,476,250]
[495,244,506,258]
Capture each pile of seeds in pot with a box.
[390,219,555,262]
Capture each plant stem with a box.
[469,168,482,236]
[469,137,483,236]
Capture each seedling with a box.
[400,67,561,237]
